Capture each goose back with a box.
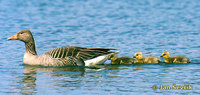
[40,46,115,66]
[169,56,190,63]
[143,56,161,64]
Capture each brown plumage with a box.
[134,52,161,64]
[7,30,116,66]
[109,53,135,65]
[160,51,190,63]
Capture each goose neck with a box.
[25,41,37,55]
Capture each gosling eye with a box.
[110,55,113,58]
[136,54,138,56]
[163,54,166,56]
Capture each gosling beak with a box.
[133,56,136,58]
[7,34,18,40]
[160,55,163,57]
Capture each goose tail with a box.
[84,51,120,66]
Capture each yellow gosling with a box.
[109,54,135,65]
[160,51,190,63]
[134,52,161,64]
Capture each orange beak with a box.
[7,34,18,40]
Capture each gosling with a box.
[134,52,161,64]
[109,53,135,65]
[160,51,190,63]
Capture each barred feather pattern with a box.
[57,57,84,66]
[43,46,114,66]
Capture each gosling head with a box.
[160,51,170,59]
[7,30,33,43]
[134,52,143,60]
[109,53,118,61]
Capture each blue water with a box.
[0,0,200,94]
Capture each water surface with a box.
[0,0,200,94]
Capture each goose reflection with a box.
[22,66,37,95]
[20,64,133,94]
[21,65,86,94]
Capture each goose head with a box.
[134,52,143,60]
[7,30,34,43]
[160,51,170,59]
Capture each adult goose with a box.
[7,30,116,66]
[160,51,190,63]
[134,52,161,64]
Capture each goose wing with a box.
[44,46,115,61]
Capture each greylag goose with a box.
[109,53,135,65]
[7,30,116,66]
[160,51,190,63]
[133,52,161,64]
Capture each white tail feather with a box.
[84,51,120,66]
